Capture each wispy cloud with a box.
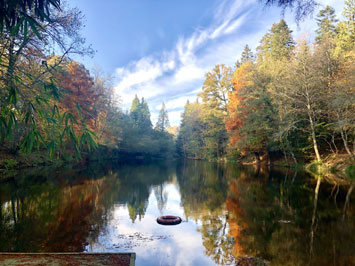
[113,0,338,126]
[113,0,258,125]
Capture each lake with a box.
[0,160,354,265]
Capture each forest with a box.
[0,0,176,166]
[177,2,355,176]
[0,1,354,179]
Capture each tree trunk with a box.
[310,177,321,259]
[343,184,354,221]
[336,112,354,160]
[340,127,354,160]
[255,152,260,164]
[307,104,321,161]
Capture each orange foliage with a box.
[226,180,247,257]
[56,62,99,133]
[225,62,253,146]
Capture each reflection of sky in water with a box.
[86,182,216,266]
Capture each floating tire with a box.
[156,215,182,225]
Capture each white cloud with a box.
[173,64,205,84]
[113,0,254,113]
[167,111,184,126]
[113,0,344,126]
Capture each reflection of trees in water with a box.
[0,161,175,251]
[153,184,168,214]
[113,162,175,222]
[176,160,233,265]
[198,211,235,265]
[0,171,120,252]
[176,160,229,218]
[226,168,355,265]
[1,160,353,263]
[177,160,355,265]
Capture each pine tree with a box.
[155,102,170,132]
[241,44,254,64]
[141,97,152,129]
[130,95,141,126]
[129,95,152,130]
[315,5,338,43]
[335,0,355,54]
[257,19,295,64]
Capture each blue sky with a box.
[69,0,344,126]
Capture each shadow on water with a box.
[0,160,354,265]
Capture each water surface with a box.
[0,160,354,265]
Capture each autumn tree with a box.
[194,64,232,158]
[0,1,94,158]
[198,64,233,113]
[227,62,277,163]
[277,41,326,161]
[330,51,355,159]
[57,62,97,127]
[226,62,253,152]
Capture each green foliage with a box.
[345,165,355,179]
[257,19,295,65]
[155,102,170,132]
[0,0,97,161]
[178,6,354,168]
[315,5,338,43]
[199,64,233,112]
[110,97,176,159]
[130,95,152,130]
[177,101,227,159]
[3,158,18,169]
[0,0,61,38]
[335,0,355,54]
[236,44,254,67]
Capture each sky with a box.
[69,0,345,126]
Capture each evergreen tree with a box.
[177,101,204,159]
[236,45,254,68]
[257,19,295,64]
[140,97,153,129]
[241,44,254,64]
[129,96,152,130]
[315,5,338,43]
[130,95,141,127]
[155,102,170,132]
[335,0,355,54]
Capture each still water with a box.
[0,160,354,265]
